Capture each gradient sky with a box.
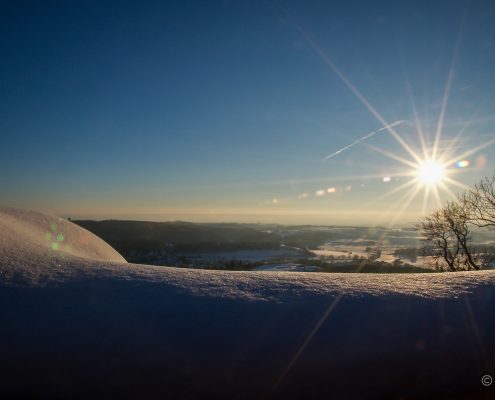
[1,0,494,225]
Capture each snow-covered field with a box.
[1,207,495,399]
[176,246,304,265]
[254,263,322,272]
[314,239,433,268]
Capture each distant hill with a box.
[73,220,281,255]
[72,220,423,257]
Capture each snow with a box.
[176,247,304,263]
[0,207,126,264]
[254,263,322,272]
[1,207,495,399]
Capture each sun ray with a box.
[432,185,442,209]
[245,170,432,189]
[405,78,429,159]
[444,167,466,177]
[441,107,486,161]
[432,15,465,160]
[443,176,470,191]
[442,137,495,167]
[386,184,423,228]
[438,181,458,199]
[366,144,419,169]
[374,183,420,225]
[421,185,431,214]
[271,293,344,394]
[376,178,418,202]
[432,71,454,161]
[284,15,423,164]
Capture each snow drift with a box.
[1,207,495,399]
[0,207,125,265]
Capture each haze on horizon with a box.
[1,0,494,225]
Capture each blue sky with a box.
[1,0,494,224]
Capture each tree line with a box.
[419,174,495,271]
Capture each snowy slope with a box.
[1,207,495,399]
[0,207,126,283]
[0,207,125,264]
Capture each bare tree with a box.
[419,209,460,271]
[461,174,495,230]
[420,202,480,271]
[443,201,479,270]
[419,173,494,271]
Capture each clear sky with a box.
[1,0,494,225]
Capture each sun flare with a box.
[416,160,446,186]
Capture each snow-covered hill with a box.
[1,207,494,399]
[0,207,126,264]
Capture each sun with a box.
[416,160,446,186]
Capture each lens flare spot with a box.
[476,155,487,168]
[327,187,336,193]
[51,242,59,251]
[272,198,279,204]
[315,190,325,196]
[56,234,64,242]
[383,176,391,183]
[50,223,57,232]
[456,160,469,168]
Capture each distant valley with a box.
[74,220,492,273]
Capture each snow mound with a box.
[0,207,126,272]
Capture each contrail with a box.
[323,120,405,160]
[277,7,421,163]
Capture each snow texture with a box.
[1,207,495,399]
